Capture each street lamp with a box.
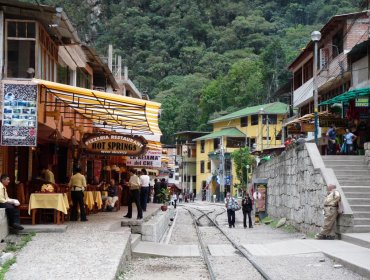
[259,108,269,151]
[311,30,321,145]
[245,164,250,194]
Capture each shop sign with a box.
[287,124,301,135]
[126,149,162,168]
[319,116,348,128]
[1,82,38,146]
[83,133,147,156]
[301,123,315,132]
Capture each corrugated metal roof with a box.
[208,102,289,124]
[193,127,245,141]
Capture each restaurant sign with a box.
[83,133,147,156]
[126,150,162,168]
[301,123,315,132]
[1,82,38,146]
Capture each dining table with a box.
[28,193,69,225]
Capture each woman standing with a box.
[242,193,253,228]
[343,128,356,155]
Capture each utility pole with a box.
[219,136,225,202]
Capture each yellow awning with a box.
[33,79,162,135]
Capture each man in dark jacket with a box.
[242,193,253,228]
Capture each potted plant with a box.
[157,188,170,211]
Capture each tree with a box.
[231,147,255,189]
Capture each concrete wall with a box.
[254,143,353,234]
[365,142,370,166]
[0,209,9,241]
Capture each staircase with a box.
[322,155,370,233]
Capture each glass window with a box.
[213,138,220,150]
[262,114,277,124]
[251,115,259,125]
[200,161,205,173]
[7,40,35,78]
[200,140,205,153]
[240,116,248,127]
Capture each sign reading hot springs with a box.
[83,133,147,156]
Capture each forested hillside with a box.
[26,0,363,143]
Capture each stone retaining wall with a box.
[0,209,9,241]
[254,143,353,234]
[365,142,370,166]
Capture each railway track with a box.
[182,204,271,280]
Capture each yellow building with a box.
[193,102,289,200]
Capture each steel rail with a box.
[183,204,271,280]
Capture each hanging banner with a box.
[83,133,147,156]
[1,82,38,146]
[126,150,162,168]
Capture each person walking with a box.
[326,124,337,155]
[0,174,24,230]
[68,167,88,222]
[242,193,253,228]
[315,184,341,240]
[124,169,143,220]
[139,169,150,211]
[225,192,238,228]
[343,128,357,155]
[172,193,178,208]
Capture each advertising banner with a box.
[1,82,38,146]
[126,149,162,168]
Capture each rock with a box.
[319,259,325,262]
[276,217,287,228]
[0,252,15,265]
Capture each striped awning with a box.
[33,79,161,135]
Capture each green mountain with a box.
[24,0,362,143]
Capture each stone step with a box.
[345,192,370,199]
[351,225,370,233]
[324,159,367,165]
[341,233,370,250]
[322,155,365,160]
[336,175,370,180]
[339,180,370,186]
[131,234,141,250]
[342,186,370,192]
[332,165,370,174]
[347,198,370,205]
[353,212,370,219]
[354,218,370,225]
[351,205,370,212]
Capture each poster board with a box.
[1,82,38,146]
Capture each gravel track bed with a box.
[169,208,198,244]
[121,257,210,280]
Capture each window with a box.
[332,30,343,58]
[262,114,277,124]
[192,176,196,183]
[200,161,205,173]
[207,161,211,171]
[251,115,259,125]
[213,138,220,150]
[293,67,302,90]
[240,116,248,127]
[175,175,179,180]
[6,20,36,78]
[200,140,205,153]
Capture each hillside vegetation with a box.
[27,0,362,143]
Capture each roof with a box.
[288,11,368,70]
[208,102,289,124]
[81,45,119,90]
[193,127,245,141]
[0,0,81,43]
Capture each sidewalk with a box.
[4,203,160,280]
